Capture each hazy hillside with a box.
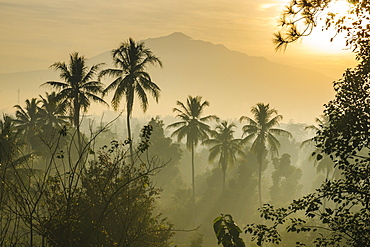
[0,32,334,123]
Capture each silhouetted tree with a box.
[167,95,218,200]
[146,117,183,192]
[273,0,370,59]
[203,121,245,190]
[0,114,36,246]
[43,52,106,133]
[99,38,162,162]
[241,57,370,247]
[13,98,43,150]
[301,115,337,180]
[240,103,291,206]
[0,115,23,168]
[39,91,68,128]
[41,139,174,246]
[270,153,302,205]
[0,115,24,245]
[223,3,370,246]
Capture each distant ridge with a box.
[0,33,334,123]
[153,32,194,40]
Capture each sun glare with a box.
[303,0,352,54]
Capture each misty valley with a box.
[2,1,370,245]
[1,34,369,246]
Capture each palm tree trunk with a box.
[126,113,134,165]
[191,142,195,201]
[222,168,226,193]
[258,150,263,207]
[74,98,82,155]
[222,159,226,192]
[191,142,196,226]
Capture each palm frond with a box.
[134,82,149,112]
[41,81,69,90]
[167,121,187,129]
[83,63,105,83]
[241,133,257,145]
[267,132,281,157]
[99,68,124,80]
[199,114,219,122]
[174,101,191,117]
[269,128,292,138]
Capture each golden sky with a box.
[0,0,357,78]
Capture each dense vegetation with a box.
[214,0,370,246]
[3,1,370,244]
[0,36,318,246]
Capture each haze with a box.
[0,0,356,77]
[0,1,366,246]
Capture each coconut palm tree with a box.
[14,98,58,155]
[301,115,336,180]
[39,92,68,129]
[0,115,29,170]
[13,98,43,143]
[240,103,292,206]
[167,95,218,199]
[99,38,162,162]
[203,121,245,190]
[42,52,106,133]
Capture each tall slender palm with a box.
[240,103,292,206]
[99,38,162,162]
[168,96,218,199]
[203,121,245,190]
[42,52,106,133]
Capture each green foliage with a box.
[99,38,162,113]
[99,38,162,160]
[0,122,175,246]
[0,114,28,167]
[146,117,183,191]
[0,115,34,245]
[228,55,370,247]
[168,95,219,150]
[168,95,218,199]
[240,103,292,206]
[301,115,338,180]
[213,214,245,247]
[190,233,204,247]
[270,153,302,204]
[316,57,370,160]
[41,138,173,246]
[43,52,106,129]
[138,123,154,152]
[203,120,245,189]
[274,0,370,56]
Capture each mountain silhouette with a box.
[0,32,334,123]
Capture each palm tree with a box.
[13,98,43,142]
[39,92,68,129]
[99,38,162,162]
[42,52,106,133]
[0,115,29,170]
[301,115,336,180]
[240,103,292,206]
[203,121,245,190]
[167,96,218,199]
[14,98,57,155]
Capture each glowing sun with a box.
[303,0,353,54]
